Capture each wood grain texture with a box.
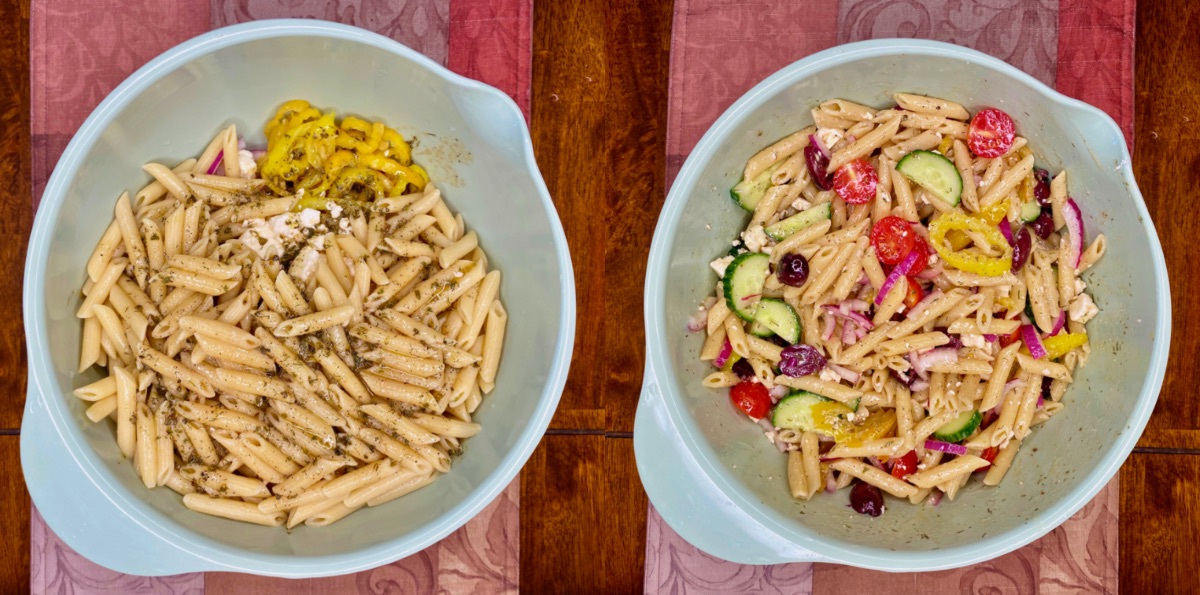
[530,0,673,433]
[0,0,32,430]
[1120,454,1200,594]
[1134,0,1200,448]
[0,437,32,591]
[520,435,647,594]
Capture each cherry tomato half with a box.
[975,446,1000,472]
[999,325,1022,348]
[730,380,771,420]
[832,159,878,205]
[907,236,931,276]
[903,277,925,310]
[968,108,1016,158]
[870,216,917,265]
[891,450,918,480]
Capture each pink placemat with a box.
[650,0,1133,592]
[28,0,530,592]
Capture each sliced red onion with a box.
[910,379,930,392]
[823,304,875,330]
[822,313,836,341]
[928,489,944,507]
[857,273,870,286]
[924,439,968,456]
[875,248,921,305]
[825,471,838,493]
[1021,324,1047,359]
[1048,311,1066,336]
[1003,379,1025,396]
[769,384,790,400]
[757,417,775,433]
[913,347,958,377]
[713,338,733,368]
[841,299,870,312]
[1063,198,1085,268]
[916,266,942,280]
[983,334,999,342]
[998,218,1015,246]
[687,310,707,333]
[1037,394,1045,408]
[866,457,887,471]
[819,456,843,463]
[808,133,830,158]
[906,289,943,320]
[828,364,861,384]
[775,439,789,453]
[207,150,224,175]
[841,321,856,345]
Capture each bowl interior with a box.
[659,50,1156,553]
[40,33,564,558]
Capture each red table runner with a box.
[28,1,530,592]
[650,0,1133,592]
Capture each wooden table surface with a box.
[2,0,1198,592]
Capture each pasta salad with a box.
[73,100,507,528]
[693,93,1105,516]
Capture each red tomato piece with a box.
[906,237,931,276]
[832,159,878,205]
[903,277,924,310]
[891,450,918,480]
[968,108,1016,158]
[730,380,771,420]
[869,216,917,265]
[998,325,1022,348]
[975,446,1000,472]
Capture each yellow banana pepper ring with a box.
[1037,332,1088,360]
[928,211,1013,276]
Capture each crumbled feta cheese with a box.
[960,334,987,349]
[329,203,344,218]
[237,149,257,179]
[289,245,321,282]
[815,128,843,152]
[1074,279,1087,294]
[818,368,842,384]
[710,255,735,278]
[791,197,813,212]
[298,208,321,229]
[1068,293,1098,324]
[741,225,770,253]
[338,217,353,235]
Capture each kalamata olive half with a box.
[1012,227,1032,272]
[1034,168,1052,206]
[850,480,885,517]
[777,253,810,287]
[779,344,826,378]
[1030,209,1056,239]
[731,358,755,380]
[804,144,834,191]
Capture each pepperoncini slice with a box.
[976,197,1011,227]
[936,136,954,156]
[928,211,1013,276]
[1037,333,1089,360]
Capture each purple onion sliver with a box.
[1049,311,1066,336]
[875,248,920,306]
[983,334,998,342]
[207,150,224,175]
[998,218,1015,246]
[924,439,968,456]
[910,379,930,392]
[713,338,733,368]
[1021,324,1047,359]
[1064,198,1086,268]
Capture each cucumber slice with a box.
[1018,201,1042,223]
[932,409,982,443]
[722,252,770,321]
[772,391,832,432]
[751,298,801,344]
[897,150,963,206]
[730,164,780,211]
[764,202,832,241]
[747,320,775,338]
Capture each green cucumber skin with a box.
[747,320,775,338]
[771,391,830,432]
[752,298,801,344]
[897,150,963,206]
[730,164,780,211]
[932,409,982,443]
[722,252,771,321]
[1019,201,1042,222]
[764,202,833,241]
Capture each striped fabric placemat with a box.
[28,1,530,592]
[650,1,1133,593]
